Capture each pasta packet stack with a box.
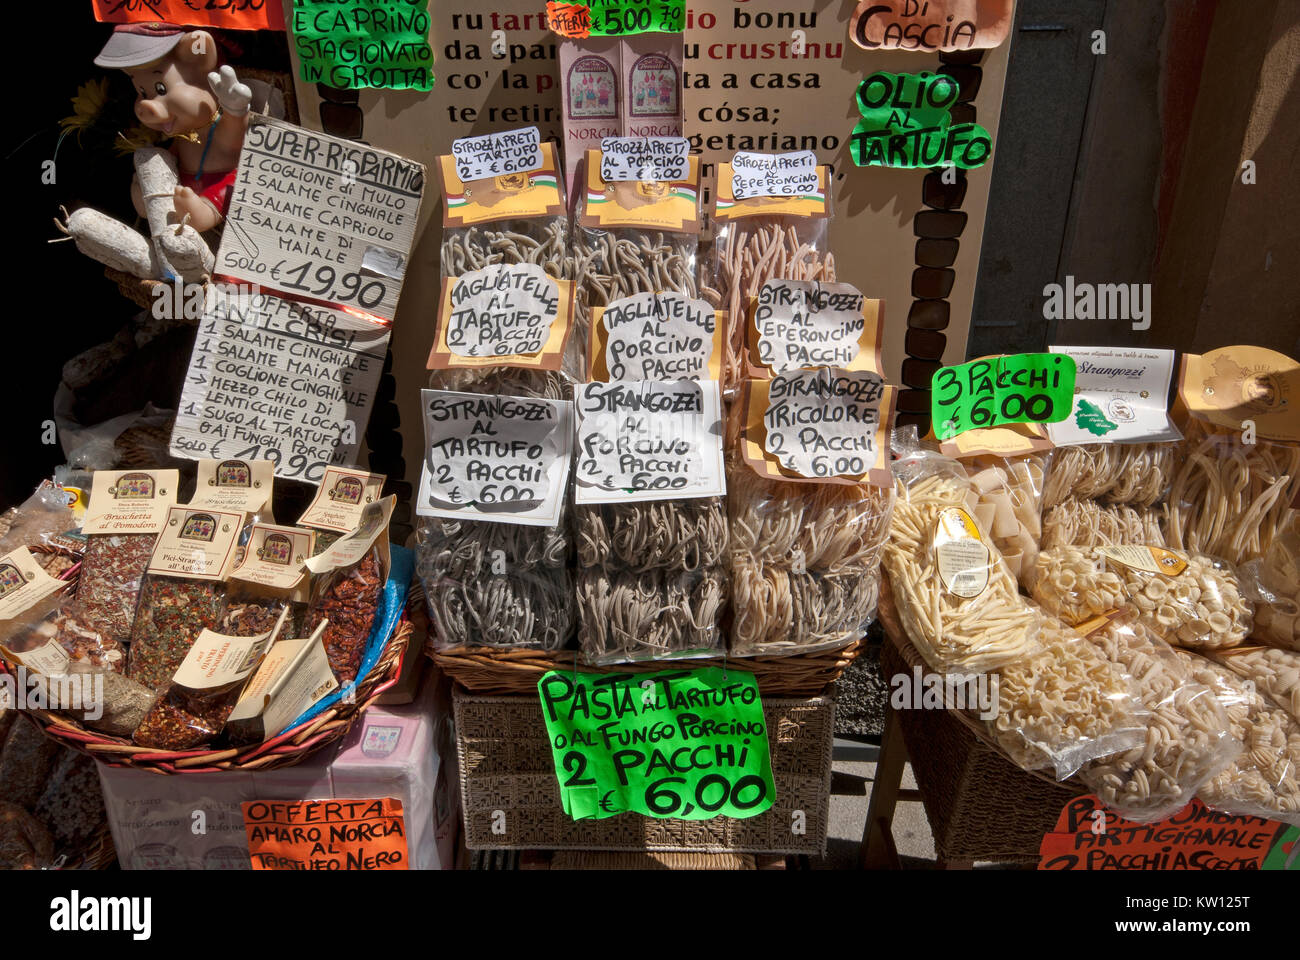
[1167,345,1300,565]
[431,131,578,397]
[728,368,895,657]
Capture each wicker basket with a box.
[877,576,1081,863]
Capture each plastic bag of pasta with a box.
[574,379,727,662]
[986,612,1148,781]
[883,437,1042,674]
[1041,443,1179,511]
[128,506,242,691]
[1040,497,1166,552]
[1239,532,1300,650]
[75,469,179,648]
[1167,346,1300,565]
[416,390,575,652]
[726,371,895,657]
[1210,645,1300,726]
[1178,650,1300,824]
[0,546,121,674]
[431,131,579,395]
[1078,616,1240,822]
[711,152,834,396]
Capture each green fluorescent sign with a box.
[932,353,1077,439]
[850,71,992,169]
[291,1,435,91]
[538,667,775,820]
[547,0,686,37]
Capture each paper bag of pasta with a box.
[883,438,1041,674]
[710,152,834,397]
[1029,545,1253,650]
[1177,650,1300,825]
[1039,347,1182,551]
[415,390,575,652]
[1239,532,1300,650]
[1167,345,1300,565]
[574,380,727,663]
[431,129,578,395]
[1077,616,1239,822]
[729,369,894,657]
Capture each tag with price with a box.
[762,368,889,481]
[452,127,544,183]
[599,137,690,182]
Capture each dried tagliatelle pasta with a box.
[883,447,1041,674]
[1040,497,1166,551]
[1042,443,1177,511]
[987,614,1147,780]
[1179,650,1300,823]
[1078,618,1239,822]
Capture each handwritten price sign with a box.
[931,353,1076,440]
[547,0,685,38]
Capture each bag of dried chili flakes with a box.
[304,496,396,687]
[221,523,315,641]
[128,507,244,692]
[75,469,179,648]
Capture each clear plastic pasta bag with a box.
[1040,497,1166,551]
[1237,531,1300,650]
[0,483,77,561]
[1079,616,1240,822]
[986,612,1148,781]
[417,516,573,652]
[728,464,892,657]
[1166,420,1300,565]
[960,453,1048,585]
[1211,645,1300,726]
[1178,650,1300,824]
[882,445,1042,674]
[576,498,727,664]
[1041,442,1178,511]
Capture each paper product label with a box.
[172,624,279,691]
[1098,546,1189,578]
[231,524,315,591]
[430,269,575,372]
[599,137,690,181]
[1046,347,1181,446]
[418,393,574,529]
[228,629,338,737]
[452,127,544,184]
[730,151,818,200]
[0,637,70,676]
[190,459,275,515]
[83,470,178,534]
[305,496,394,575]
[934,507,991,598]
[581,148,700,231]
[298,468,386,534]
[574,380,726,503]
[713,162,829,221]
[0,548,67,620]
[762,369,891,481]
[1176,345,1300,443]
[750,280,883,375]
[591,292,722,382]
[147,507,244,581]
[439,141,565,227]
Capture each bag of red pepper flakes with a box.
[222,523,315,640]
[304,496,396,688]
[296,467,386,557]
[128,506,244,692]
[75,469,179,648]
[132,608,288,750]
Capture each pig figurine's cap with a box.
[94,22,186,69]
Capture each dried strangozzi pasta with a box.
[1040,497,1166,551]
[961,454,1047,584]
[728,464,892,656]
[1166,421,1300,565]
[417,516,573,651]
[882,455,1041,674]
[1027,546,1129,626]
[1078,619,1238,822]
[576,230,705,307]
[714,220,835,394]
[987,615,1147,780]
[1179,651,1300,822]
[1041,443,1176,510]
[575,498,728,663]
[1212,646,1300,726]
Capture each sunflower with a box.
[60,76,160,156]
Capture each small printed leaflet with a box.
[538,668,775,820]
[290,0,434,91]
[764,368,886,478]
[932,353,1076,440]
[1045,346,1181,445]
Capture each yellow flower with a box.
[60,78,110,143]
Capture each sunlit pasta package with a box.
[1040,497,1166,552]
[1211,645,1300,727]
[1239,533,1300,650]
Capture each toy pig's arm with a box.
[208,65,252,156]
[130,173,147,219]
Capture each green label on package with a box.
[547,0,685,37]
[538,668,775,821]
[850,71,992,169]
[932,353,1077,439]
[291,0,435,91]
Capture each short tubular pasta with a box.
[962,454,1047,585]
[882,452,1041,674]
[1040,498,1166,551]
[1078,619,1239,822]
[1041,443,1176,510]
